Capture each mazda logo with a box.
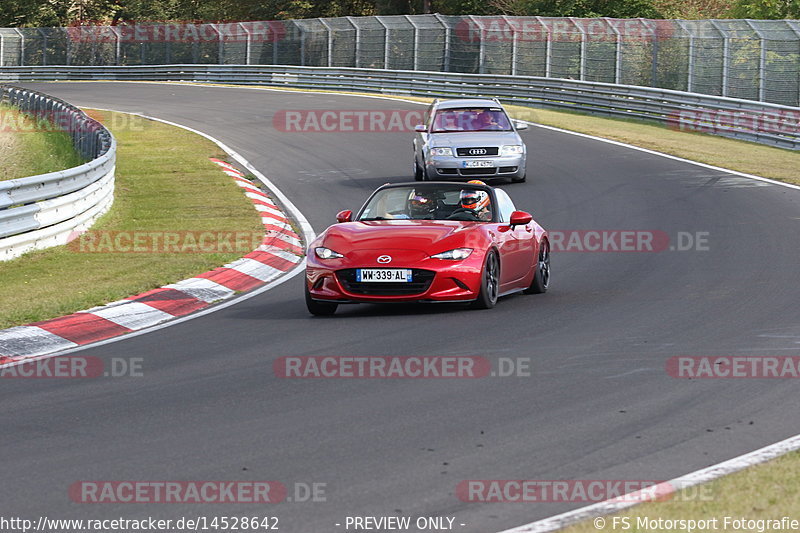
[469,148,487,155]
[377,255,392,264]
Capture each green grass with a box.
[190,83,800,186]
[53,81,800,186]
[24,82,799,525]
[494,101,799,531]
[0,110,264,329]
[0,103,86,181]
[180,84,800,530]
[562,450,800,532]
[504,105,800,186]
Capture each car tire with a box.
[525,240,550,294]
[512,171,527,183]
[414,159,424,181]
[472,251,499,309]
[305,283,338,316]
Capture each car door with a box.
[414,103,435,166]
[493,189,535,288]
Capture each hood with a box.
[428,131,521,148]
[321,220,480,254]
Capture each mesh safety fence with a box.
[1,16,798,106]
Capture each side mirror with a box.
[509,210,532,227]
[336,210,353,223]
[514,121,528,130]
[414,124,427,133]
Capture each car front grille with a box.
[460,167,498,175]
[337,269,436,296]
[456,147,499,157]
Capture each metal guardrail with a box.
[1,64,797,149]
[1,17,799,107]
[0,86,116,260]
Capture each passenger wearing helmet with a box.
[448,180,492,221]
[407,189,438,219]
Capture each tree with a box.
[436,0,501,15]
[730,0,800,17]
[0,0,52,26]
[651,0,735,17]
[489,0,662,17]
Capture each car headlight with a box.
[431,248,473,260]
[315,247,344,259]
[430,147,453,157]
[501,145,524,156]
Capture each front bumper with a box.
[425,154,526,179]
[306,254,485,303]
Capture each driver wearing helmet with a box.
[407,189,438,219]
[451,180,492,221]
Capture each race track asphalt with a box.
[2,82,799,532]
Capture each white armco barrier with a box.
[0,85,116,260]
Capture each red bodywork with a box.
[306,217,548,305]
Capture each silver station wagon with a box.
[413,98,528,183]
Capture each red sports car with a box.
[304,181,550,315]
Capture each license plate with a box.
[356,269,413,282]
[463,160,494,168]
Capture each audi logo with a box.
[377,255,392,264]
[469,148,487,156]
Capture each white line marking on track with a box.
[0,327,79,358]
[89,301,175,331]
[499,432,800,532]
[72,81,800,192]
[114,82,800,533]
[226,257,284,282]
[255,205,287,218]
[245,190,273,202]
[31,86,800,533]
[164,278,236,303]
[0,105,316,367]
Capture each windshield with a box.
[430,107,512,133]
[359,185,494,222]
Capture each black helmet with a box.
[408,190,437,218]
